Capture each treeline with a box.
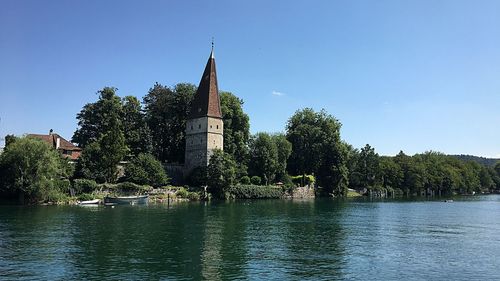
[451,155,500,167]
[347,145,500,196]
[1,83,499,202]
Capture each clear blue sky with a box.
[1,0,499,157]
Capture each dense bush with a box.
[73,179,98,194]
[250,176,262,185]
[240,176,251,185]
[229,185,284,199]
[77,193,95,201]
[54,179,71,193]
[124,153,169,187]
[175,188,189,198]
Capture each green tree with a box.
[272,134,292,182]
[0,137,70,203]
[379,156,403,190]
[207,149,237,199]
[125,153,169,187]
[286,108,324,177]
[76,120,128,183]
[286,108,348,195]
[122,96,152,156]
[220,92,250,177]
[354,144,380,189]
[478,166,495,190]
[72,87,123,148]
[143,83,195,163]
[249,133,278,185]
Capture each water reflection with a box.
[2,196,500,280]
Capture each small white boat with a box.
[78,199,100,205]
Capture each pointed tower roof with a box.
[189,48,222,119]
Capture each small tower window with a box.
[199,124,201,129]
[210,125,212,129]
[191,125,193,130]
[216,125,219,129]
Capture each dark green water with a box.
[1,196,500,280]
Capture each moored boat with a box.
[78,199,100,205]
[104,195,148,205]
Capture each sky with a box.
[1,0,499,157]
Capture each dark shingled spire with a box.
[189,48,222,119]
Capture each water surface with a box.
[1,196,500,280]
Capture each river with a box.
[1,196,500,280]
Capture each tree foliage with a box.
[273,134,292,182]
[249,133,278,185]
[125,153,169,187]
[122,96,152,156]
[72,87,123,148]
[143,83,196,163]
[220,92,250,176]
[0,137,71,202]
[286,108,348,195]
[75,120,128,183]
[207,149,237,198]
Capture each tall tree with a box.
[286,108,348,195]
[143,83,195,163]
[122,96,152,156]
[220,92,250,176]
[249,133,278,185]
[72,87,123,148]
[76,118,128,183]
[353,144,380,189]
[272,134,292,182]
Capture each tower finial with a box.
[211,37,214,58]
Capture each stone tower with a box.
[184,48,223,175]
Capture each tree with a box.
[125,153,169,187]
[76,120,128,183]
[286,108,348,195]
[272,134,292,182]
[72,87,123,148]
[220,92,250,177]
[249,133,278,185]
[353,144,380,189]
[379,156,403,190]
[0,137,70,203]
[122,96,152,156]
[143,83,195,163]
[286,108,325,177]
[207,149,237,199]
[478,166,495,190]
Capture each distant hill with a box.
[451,155,500,167]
